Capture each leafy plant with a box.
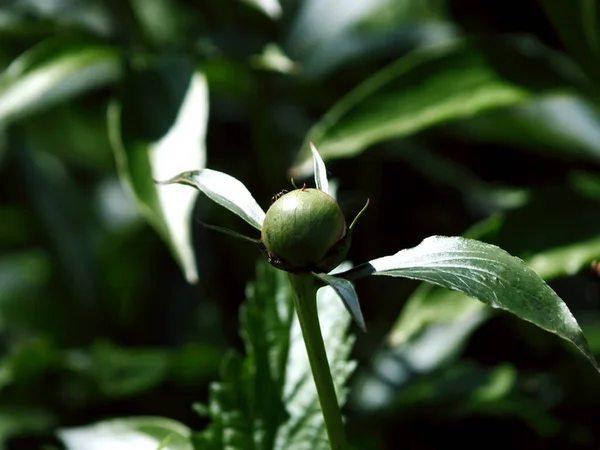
[159,144,598,449]
[2,1,600,449]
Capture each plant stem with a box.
[288,273,347,450]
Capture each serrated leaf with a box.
[108,55,207,283]
[290,37,584,177]
[363,235,598,371]
[312,272,365,332]
[157,169,265,231]
[58,417,193,450]
[196,261,355,450]
[0,37,120,127]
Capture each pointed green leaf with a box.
[312,272,365,332]
[310,143,330,194]
[0,38,120,127]
[158,169,266,231]
[58,417,193,450]
[365,235,598,371]
[291,39,576,177]
[196,261,355,450]
[108,55,207,283]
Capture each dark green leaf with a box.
[0,407,55,444]
[291,38,584,177]
[365,235,598,371]
[540,0,600,86]
[108,55,208,283]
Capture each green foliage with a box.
[291,38,578,176]
[195,261,355,449]
[3,0,600,448]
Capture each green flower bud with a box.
[262,188,348,272]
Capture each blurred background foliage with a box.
[1,0,600,448]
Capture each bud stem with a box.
[288,273,347,450]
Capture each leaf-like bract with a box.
[310,143,330,194]
[157,169,266,231]
[312,272,365,332]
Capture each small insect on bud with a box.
[261,188,349,273]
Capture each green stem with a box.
[288,273,347,450]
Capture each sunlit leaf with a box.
[291,39,572,177]
[58,417,193,450]
[241,0,282,19]
[157,169,265,231]
[356,236,598,371]
[250,43,297,74]
[195,261,355,450]
[310,143,329,194]
[108,55,207,283]
[0,37,120,127]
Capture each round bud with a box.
[262,188,347,270]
